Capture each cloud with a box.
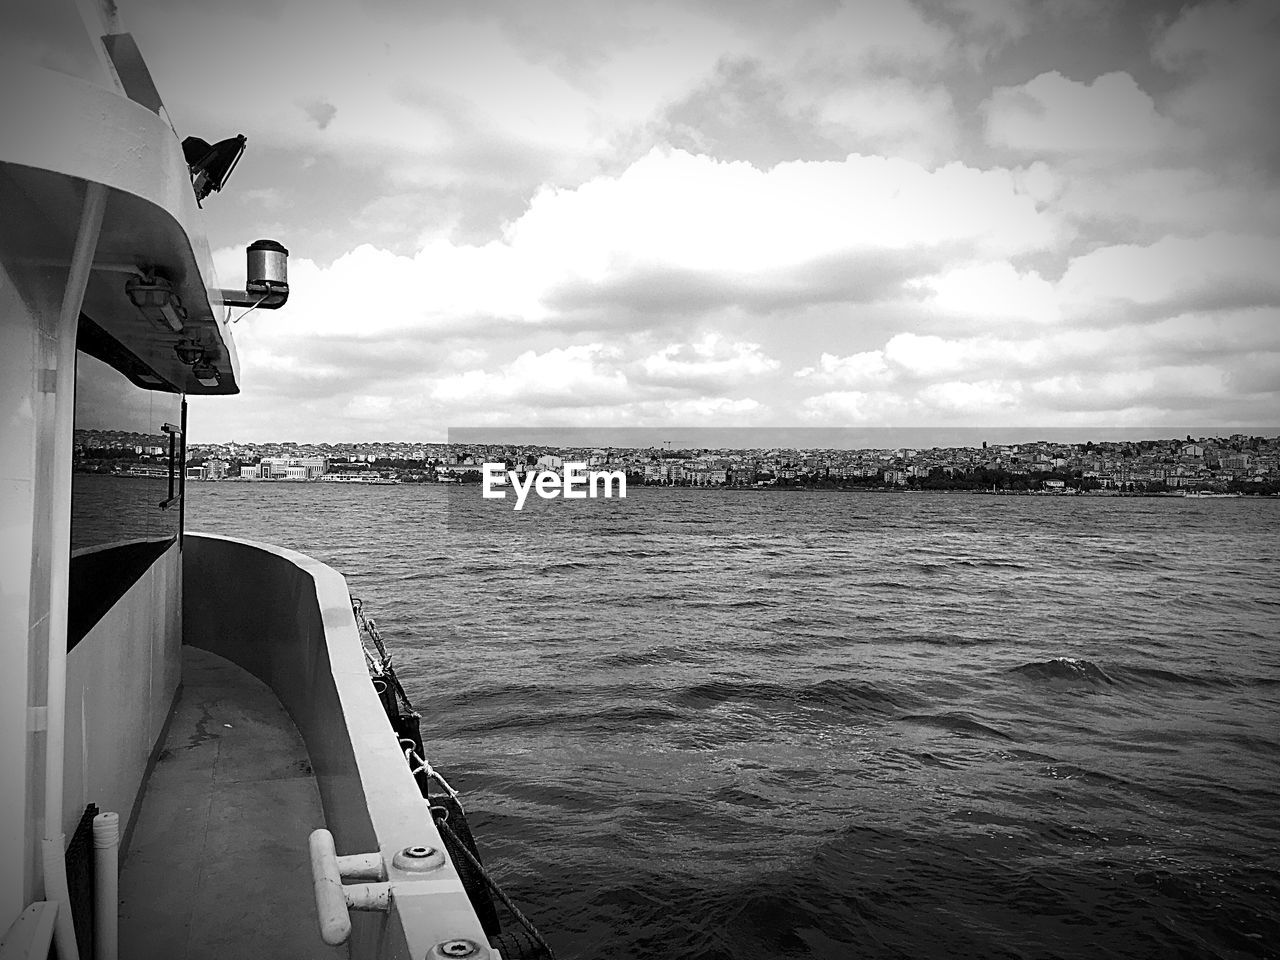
[814,79,960,165]
[514,148,1054,277]
[662,396,764,420]
[795,351,892,387]
[228,147,1057,349]
[661,58,843,168]
[638,334,779,389]
[924,0,1032,61]
[428,344,629,409]
[1058,233,1280,323]
[1047,165,1280,239]
[172,0,1280,441]
[299,97,337,130]
[798,333,1043,387]
[799,390,916,424]
[1027,365,1234,413]
[906,260,1059,328]
[784,0,953,71]
[661,58,961,168]
[1153,0,1280,173]
[985,71,1185,157]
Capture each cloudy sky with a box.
[127,0,1279,442]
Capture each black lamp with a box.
[182,134,247,203]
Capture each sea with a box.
[187,483,1280,960]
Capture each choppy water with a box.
[187,484,1280,959]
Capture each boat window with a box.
[69,337,183,649]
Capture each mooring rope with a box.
[434,815,558,960]
[355,597,553,957]
[402,742,462,803]
[353,597,415,712]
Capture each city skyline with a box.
[174,427,1280,453]
[169,431,1280,492]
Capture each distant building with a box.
[535,454,564,471]
[260,456,328,479]
[686,467,727,486]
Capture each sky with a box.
[124,0,1280,443]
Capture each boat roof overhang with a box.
[0,61,240,395]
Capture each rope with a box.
[402,743,462,803]
[354,596,553,956]
[352,597,415,712]
[434,816,558,960]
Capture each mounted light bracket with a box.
[191,360,220,387]
[125,274,186,332]
[174,339,204,365]
[219,239,290,312]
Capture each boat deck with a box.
[119,647,346,959]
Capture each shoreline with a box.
[177,477,1278,498]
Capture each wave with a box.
[1010,657,1116,685]
[594,645,714,667]
[454,701,684,735]
[536,560,593,573]
[899,632,1000,647]
[895,710,1016,741]
[1108,663,1279,690]
[1037,762,1131,788]
[673,676,917,715]
[1011,659,1276,691]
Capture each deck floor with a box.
[119,647,347,959]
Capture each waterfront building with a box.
[260,455,328,479]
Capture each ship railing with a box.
[182,533,492,959]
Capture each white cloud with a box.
[232,147,1059,366]
[174,0,1280,441]
[1049,166,1280,238]
[985,71,1186,157]
[639,334,778,387]
[514,148,1056,280]
[795,351,892,387]
[1027,365,1233,411]
[919,378,1022,411]
[815,80,960,165]
[799,390,917,424]
[1057,233,1280,321]
[429,344,627,407]
[662,396,763,420]
[907,260,1059,327]
[799,334,1042,385]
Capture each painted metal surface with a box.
[0,60,240,394]
[183,534,493,960]
[117,647,347,959]
[1,0,256,943]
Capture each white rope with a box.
[402,743,461,803]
